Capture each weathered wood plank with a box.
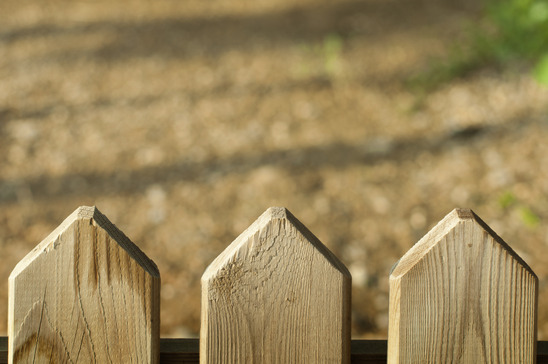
[201,207,352,363]
[8,206,160,363]
[388,208,538,363]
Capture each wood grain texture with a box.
[201,207,351,363]
[8,206,160,364]
[388,208,538,363]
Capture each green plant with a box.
[483,0,548,59]
[534,53,548,84]
[408,0,548,93]
[322,33,344,77]
[497,190,541,229]
[293,33,345,80]
[519,206,541,228]
[498,190,517,209]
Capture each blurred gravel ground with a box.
[1,0,548,338]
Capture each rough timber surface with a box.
[8,206,160,363]
[388,208,538,363]
[201,207,352,363]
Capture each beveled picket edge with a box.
[0,338,547,363]
[8,206,161,363]
[389,208,538,363]
[201,207,352,363]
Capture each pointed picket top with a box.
[388,208,538,363]
[8,206,160,364]
[201,207,351,363]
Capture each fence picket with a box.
[200,207,351,363]
[8,206,160,363]
[388,208,538,363]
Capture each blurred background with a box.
[1,0,548,339]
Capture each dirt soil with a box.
[1,0,548,339]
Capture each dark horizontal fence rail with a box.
[0,338,547,363]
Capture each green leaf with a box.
[498,190,517,209]
[529,1,548,24]
[519,206,541,228]
[533,54,548,85]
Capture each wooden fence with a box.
[4,206,545,363]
